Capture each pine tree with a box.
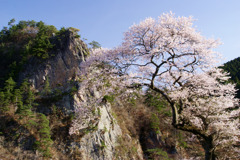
[25,88,35,106]
[0,91,5,109]
[13,89,22,106]
[35,113,53,157]
[43,77,51,96]
[4,77,16,105]
[20,79,29,93]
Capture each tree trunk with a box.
[159,94,217,160]
[204,147,216,160]
[202,139,216,160]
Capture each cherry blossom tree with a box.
[108,12,240,159]
[70,12,240,159]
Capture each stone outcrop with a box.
[72,103,122,160]
[19,30,89,91]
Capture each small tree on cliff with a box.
[70,12,240,159]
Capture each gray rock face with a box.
[69,88,144,160]
[19,30,88,91]
[74,103,122,160]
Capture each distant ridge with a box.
[221,57,240,98]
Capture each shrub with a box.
[103,94,115,104]
[70,86,78,96]
[150,113,160,134]
[147,148,172,160]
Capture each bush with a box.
[70,86,78,96]
[147,148,172,160]
[145,90,171,117]
[150,113,160,134]
[103,94,115,104]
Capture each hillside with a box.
[221,57,240,98]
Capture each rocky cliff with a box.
[19,30,87,91]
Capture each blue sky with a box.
[0,0,239,63]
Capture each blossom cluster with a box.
[170,68,240,150]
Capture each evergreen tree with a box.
[31,21,57,59]
[43,77,51,96]
[20,79,30,93]
[15,79,35,115]
[35,113,53,157]
[8,18,16,26]
[17,104,33,117]
[13,88,22,106]
[89,40,101,49]
[0,91,5,107]
[4,77,16,105]
[25,88,35,106]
